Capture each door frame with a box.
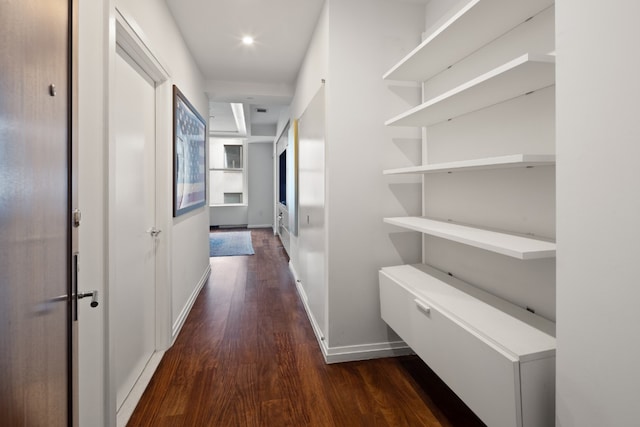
[70,0,79,425]
[106,7,173,425]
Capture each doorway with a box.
[109,10,172,424]
[113,47,158,410]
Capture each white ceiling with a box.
[165,0,326,87]
[208,101,286,141]
[165,0,325,135]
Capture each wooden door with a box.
[0,0,73,425]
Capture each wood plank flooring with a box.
[127,229,485,426]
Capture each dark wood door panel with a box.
[0,0,71,425]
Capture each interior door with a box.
[0,0,72,425]
[114,48,157,411]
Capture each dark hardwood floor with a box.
[127,228,484,426]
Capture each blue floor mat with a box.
[209,231,255,257]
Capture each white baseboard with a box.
[324,341,413,364]
[288,261,412,365]
[291,263,327,357]
[247,224,272,229]
[116,350,165,427]
[172,264,211,342]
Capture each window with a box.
[209,138,247,205]
[224,145,242,169]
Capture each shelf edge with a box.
[383,154,556,175]
[383,216,556,260]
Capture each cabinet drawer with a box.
[410,294,521,427]
[380,270,522,427]
[379,271,417,348]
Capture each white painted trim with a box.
[290,262,329,360]
[324,341,413,364]
[154,80,174,351]
[248,224,272,229]
[114,9,171,82]
[106,3,119,425]
[289,262,412,364]
[172,264,211,342]
[115,350,165,427]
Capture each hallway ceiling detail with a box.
[165,0,325,86]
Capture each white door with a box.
[114,50,157,410]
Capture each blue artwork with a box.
[173,85,206,216]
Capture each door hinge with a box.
[72,208,81,228]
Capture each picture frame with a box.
[173,85,207,217]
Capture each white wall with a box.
[556,1,640,425]
[78,0,209,425]
[248,143,275,227]
[115,0,210,339]
[324,0,425,349]
[287,3,329,272]
[210,206,249,227]
[424,0,458,34]
[286,0,424,358]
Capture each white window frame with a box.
[209,138,248,206]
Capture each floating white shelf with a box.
[384,216,555,260]
[380,263,556,353]
[385,54,555,127]
[383,154,555,175]
[383,0,554,81]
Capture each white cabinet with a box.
[380,265,555,427]
[380,0,556,425]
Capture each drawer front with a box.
[411,298,521,427]
[379,271,416,348]
[379,271,522,427]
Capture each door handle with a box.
[78,290,99,308]
[72,253,99,321]
[414,299,431,315]
[148,227,162,237]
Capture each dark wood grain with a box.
[127,229,485,426]
[0,1,71,425]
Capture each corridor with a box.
[126,229,483,426]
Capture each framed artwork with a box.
[173,85,207,217]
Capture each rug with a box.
[209,231,255,257]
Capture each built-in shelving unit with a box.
[380,0,556,424]
[386,54,555,127]
[383,154,555,175]
[384,217,555,260]
[382,0,554,82]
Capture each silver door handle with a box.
[414,299,431,314]
[149,227,162,237]
[78,290,99,308]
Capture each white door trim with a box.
[107,7,173,427]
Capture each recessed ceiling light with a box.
[242,36,254,46]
